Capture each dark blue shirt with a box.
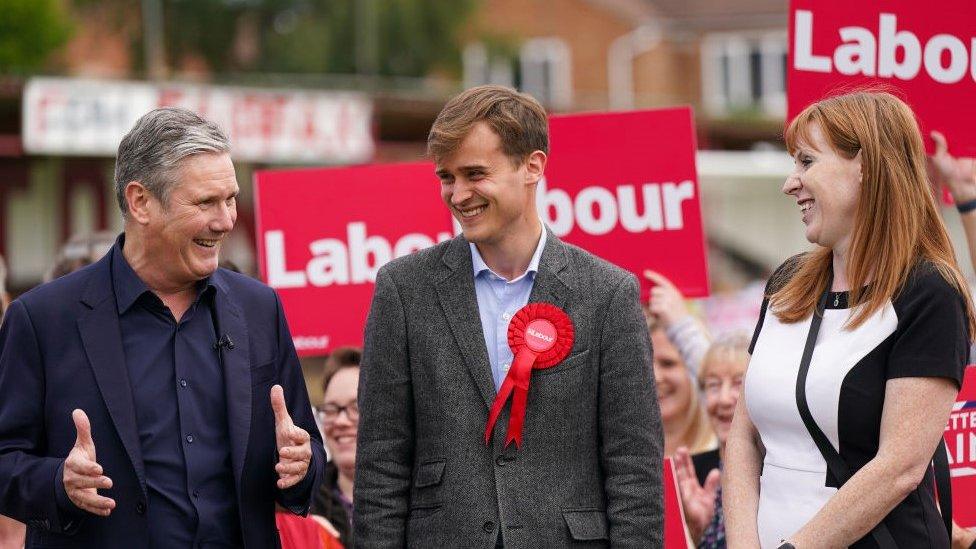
[112,240,241,547]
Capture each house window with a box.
[463,43,515,89]
[701,32,786,117]
[520,38,572,110]
[463,37,573,110]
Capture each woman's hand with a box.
[644,270,691,328]
[674,446,720,543]
[931,131,976,204]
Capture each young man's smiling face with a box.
[435,122,543,247]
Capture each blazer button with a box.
[136,501,146,515]
[482,520,495,533]
[495,456,506,466]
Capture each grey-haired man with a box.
[0,107,324,547]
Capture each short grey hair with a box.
[114,107,230,218]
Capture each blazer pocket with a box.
[535,350,591,377]
[251,359,277,386]
[562,508,609,541]
[414,459,446,488]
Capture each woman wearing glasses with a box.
[311,347,362,548]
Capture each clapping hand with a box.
[271,385,312,489]
[673,446,720,544]
[63,409,115,516]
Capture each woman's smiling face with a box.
[783,123,862,253]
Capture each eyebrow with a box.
[436,163,489,175]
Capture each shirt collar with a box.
[470,225,547,283]
[111,234,215,314]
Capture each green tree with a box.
[0,0,72,73]
[161,0,478,78]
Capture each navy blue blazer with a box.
[0,247,325,548]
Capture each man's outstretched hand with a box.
[63,409,115,516]
[271,385,312,489]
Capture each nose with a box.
[333,409,355,427]
[719,382,739,407]
[211,201,236,233]
[450,178,475,207]
[782,172,801,196]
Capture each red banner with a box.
[663,457,693,548]
[947,366,976,528]
[255,108,707,355]
[788,0,976,155]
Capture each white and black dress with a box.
[746,258,969,548]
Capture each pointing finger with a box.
[270,385,291,427]
[643,269,675,290]
[931,131,948,156]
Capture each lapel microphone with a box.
[214,334,235,351]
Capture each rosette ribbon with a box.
[484,302,574,448]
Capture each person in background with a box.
[931,131,976,276]
[0,254,8,321]
[928,133,976,549]
[645,269,712,376]
[310,347,361,547]
[649,319,716,457]
[674,333,751,548]
[644,270,716,456]
[44,231,117,282]
[0,254,23,549]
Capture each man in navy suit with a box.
[0,107,325,547]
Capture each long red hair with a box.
[773,91,975,335]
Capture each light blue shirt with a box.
[471,229,548,391]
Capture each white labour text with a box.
[794,10,976,84]
[265,177,697,289]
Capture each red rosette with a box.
[484,302,575,448]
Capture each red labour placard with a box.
[255,108,707,355]
[255,162,456,356]
[788,0,976,155]
[947,366,976,528]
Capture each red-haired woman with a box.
[724,91,975,548]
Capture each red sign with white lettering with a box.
[946,366,976,527]
[788,0,976,155]
[255,108,707,355]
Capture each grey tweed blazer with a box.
[354,230,663,548]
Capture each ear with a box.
[854,149,863,183]
[523,150,547,185]
[124,181,156,224]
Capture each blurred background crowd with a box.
[1,0,975,547]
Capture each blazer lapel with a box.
[528,229,574,311]
[210,272,251,492]
[77,252,147,496]
[434,236,496,409]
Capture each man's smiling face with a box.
[435,122,536,247]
